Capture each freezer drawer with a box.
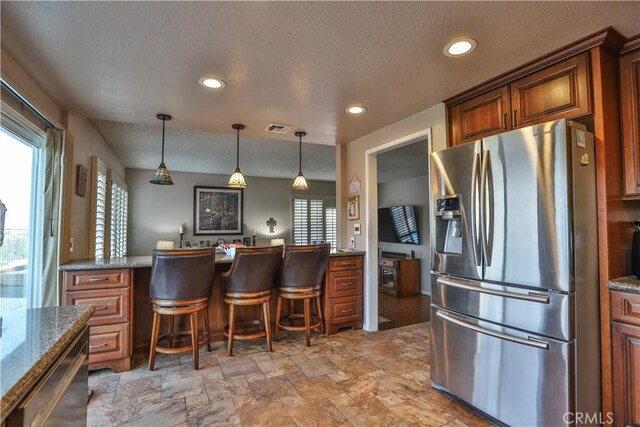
[431,307,573,427]
[432,274,572,341]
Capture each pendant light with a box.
[292,131,309,191]
[227,123,247,188]
[150,114,174,185]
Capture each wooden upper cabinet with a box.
[449,86,510,146]
[510,53,591,128]
[620,45,640,198]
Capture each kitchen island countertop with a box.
[59,250,365,271]
[607,276,640,294]
[0,305,95,418]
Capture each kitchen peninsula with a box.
[59,250,365,372]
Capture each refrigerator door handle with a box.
[437,277,550,303]
[480,149,494,266]
[436,310,550,350]
[470,152,481,267]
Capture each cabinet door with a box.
[621,48,640,198]
[510,53,591,128]
[612,321,640,427]
[449,85,510,146]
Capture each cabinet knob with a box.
[94,305,108,311]
[502,113,507,129]
[512,110,517,128]
[341,308,352,313]
[340,282,352,286]
[89,277,108,282]
[89,343,108,349]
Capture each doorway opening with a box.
[375,139,431,330]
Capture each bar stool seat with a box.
[275,244,330,346]
[222,245,283,356]
[148,248,215,371]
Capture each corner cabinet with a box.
[63,268,133,372]
[620,39,640,198]
[610,290,640,427]
[447,53,591,146]
[323,255,364,335]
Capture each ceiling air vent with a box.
[265,123,292,134]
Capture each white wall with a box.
[126,168,335,255]
[378,174,431,294]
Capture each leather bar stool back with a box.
[148,248,214,370]
[275,244,331,346]
[222,245,283,356]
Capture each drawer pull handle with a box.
[341,308,352,313]
[340,282,352,286]
[94,305,108,310]
[89,343,108,349]
[89,277,108,282]
[340,261,352,265]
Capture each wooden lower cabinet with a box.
[611,290,640,426]
[323,255,364,335]
[63,268,133,372]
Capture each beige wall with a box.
[126,168,335,256]
[67,114,125,260]
[339,103,447,248]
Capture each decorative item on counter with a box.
[252,228,256,246]
[179,225,184,247]
[156,240,175,250]
[183,240,192,248]
[242,237,251,246]
[347,195,360,220]
[291,131,309,191]
[76,164,87,197]
[227,124,247,189]
[270,238,285,247]
[266,217,277,233]
[150,114,174,185]
[194,186,243,235]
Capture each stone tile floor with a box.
[88,323,491,426]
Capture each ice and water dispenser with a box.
[434,195,463,255]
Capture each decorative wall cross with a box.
[266,217,277,233]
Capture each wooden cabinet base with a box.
[323,255,364,336]
[89,357,132,373]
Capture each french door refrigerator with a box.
[430,119,600,426]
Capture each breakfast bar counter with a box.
[58,250,365,372]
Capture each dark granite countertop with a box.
[59,250,365,271]
[0,305,95,419]
[607,276,640,294]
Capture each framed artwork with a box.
[347,195,360,220]
[183,240,193,248]
[193,186,243,235]
[76,164,87,197]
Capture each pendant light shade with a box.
[227,124,247,189]
[292,131,309,191]
[150,114,174,185]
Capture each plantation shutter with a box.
[94,166,108,258]
[291,195,336,250]
[110,173,128,258]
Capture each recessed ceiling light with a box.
[444,39,477,57]
[346,105,367,115]
[199,77,226,89]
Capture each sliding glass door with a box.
[0,125,43,312]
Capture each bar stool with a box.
[148,248,214,371]
[222,245,283,356]
[275,244,330,346]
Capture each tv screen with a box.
[378,205,420,245]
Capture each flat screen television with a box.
[378,205,420,245]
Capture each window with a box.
[90,157,128,259]
[292,195,336,250]
[110,173,128,258]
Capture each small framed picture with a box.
[205,240,211,247]
[199,240,206,247]
[76,164,87,197]
[347,195,360,220]
[183,240,192,248]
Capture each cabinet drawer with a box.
[329,270,362,298]
[328,256,363,272]
[65,288,130,326]
[329,296,362,323]
[378,259,396,268]
[64,269,130,291]
[611,290,640,326]
[89,323,130,365]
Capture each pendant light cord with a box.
[236,128,240,169]
[298,134,302,174]
[161,118,166,163]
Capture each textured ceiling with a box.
[1,1,639,150]
[91,119,336,181]
[377,139,428,184]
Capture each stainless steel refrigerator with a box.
[429,119,600,426]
